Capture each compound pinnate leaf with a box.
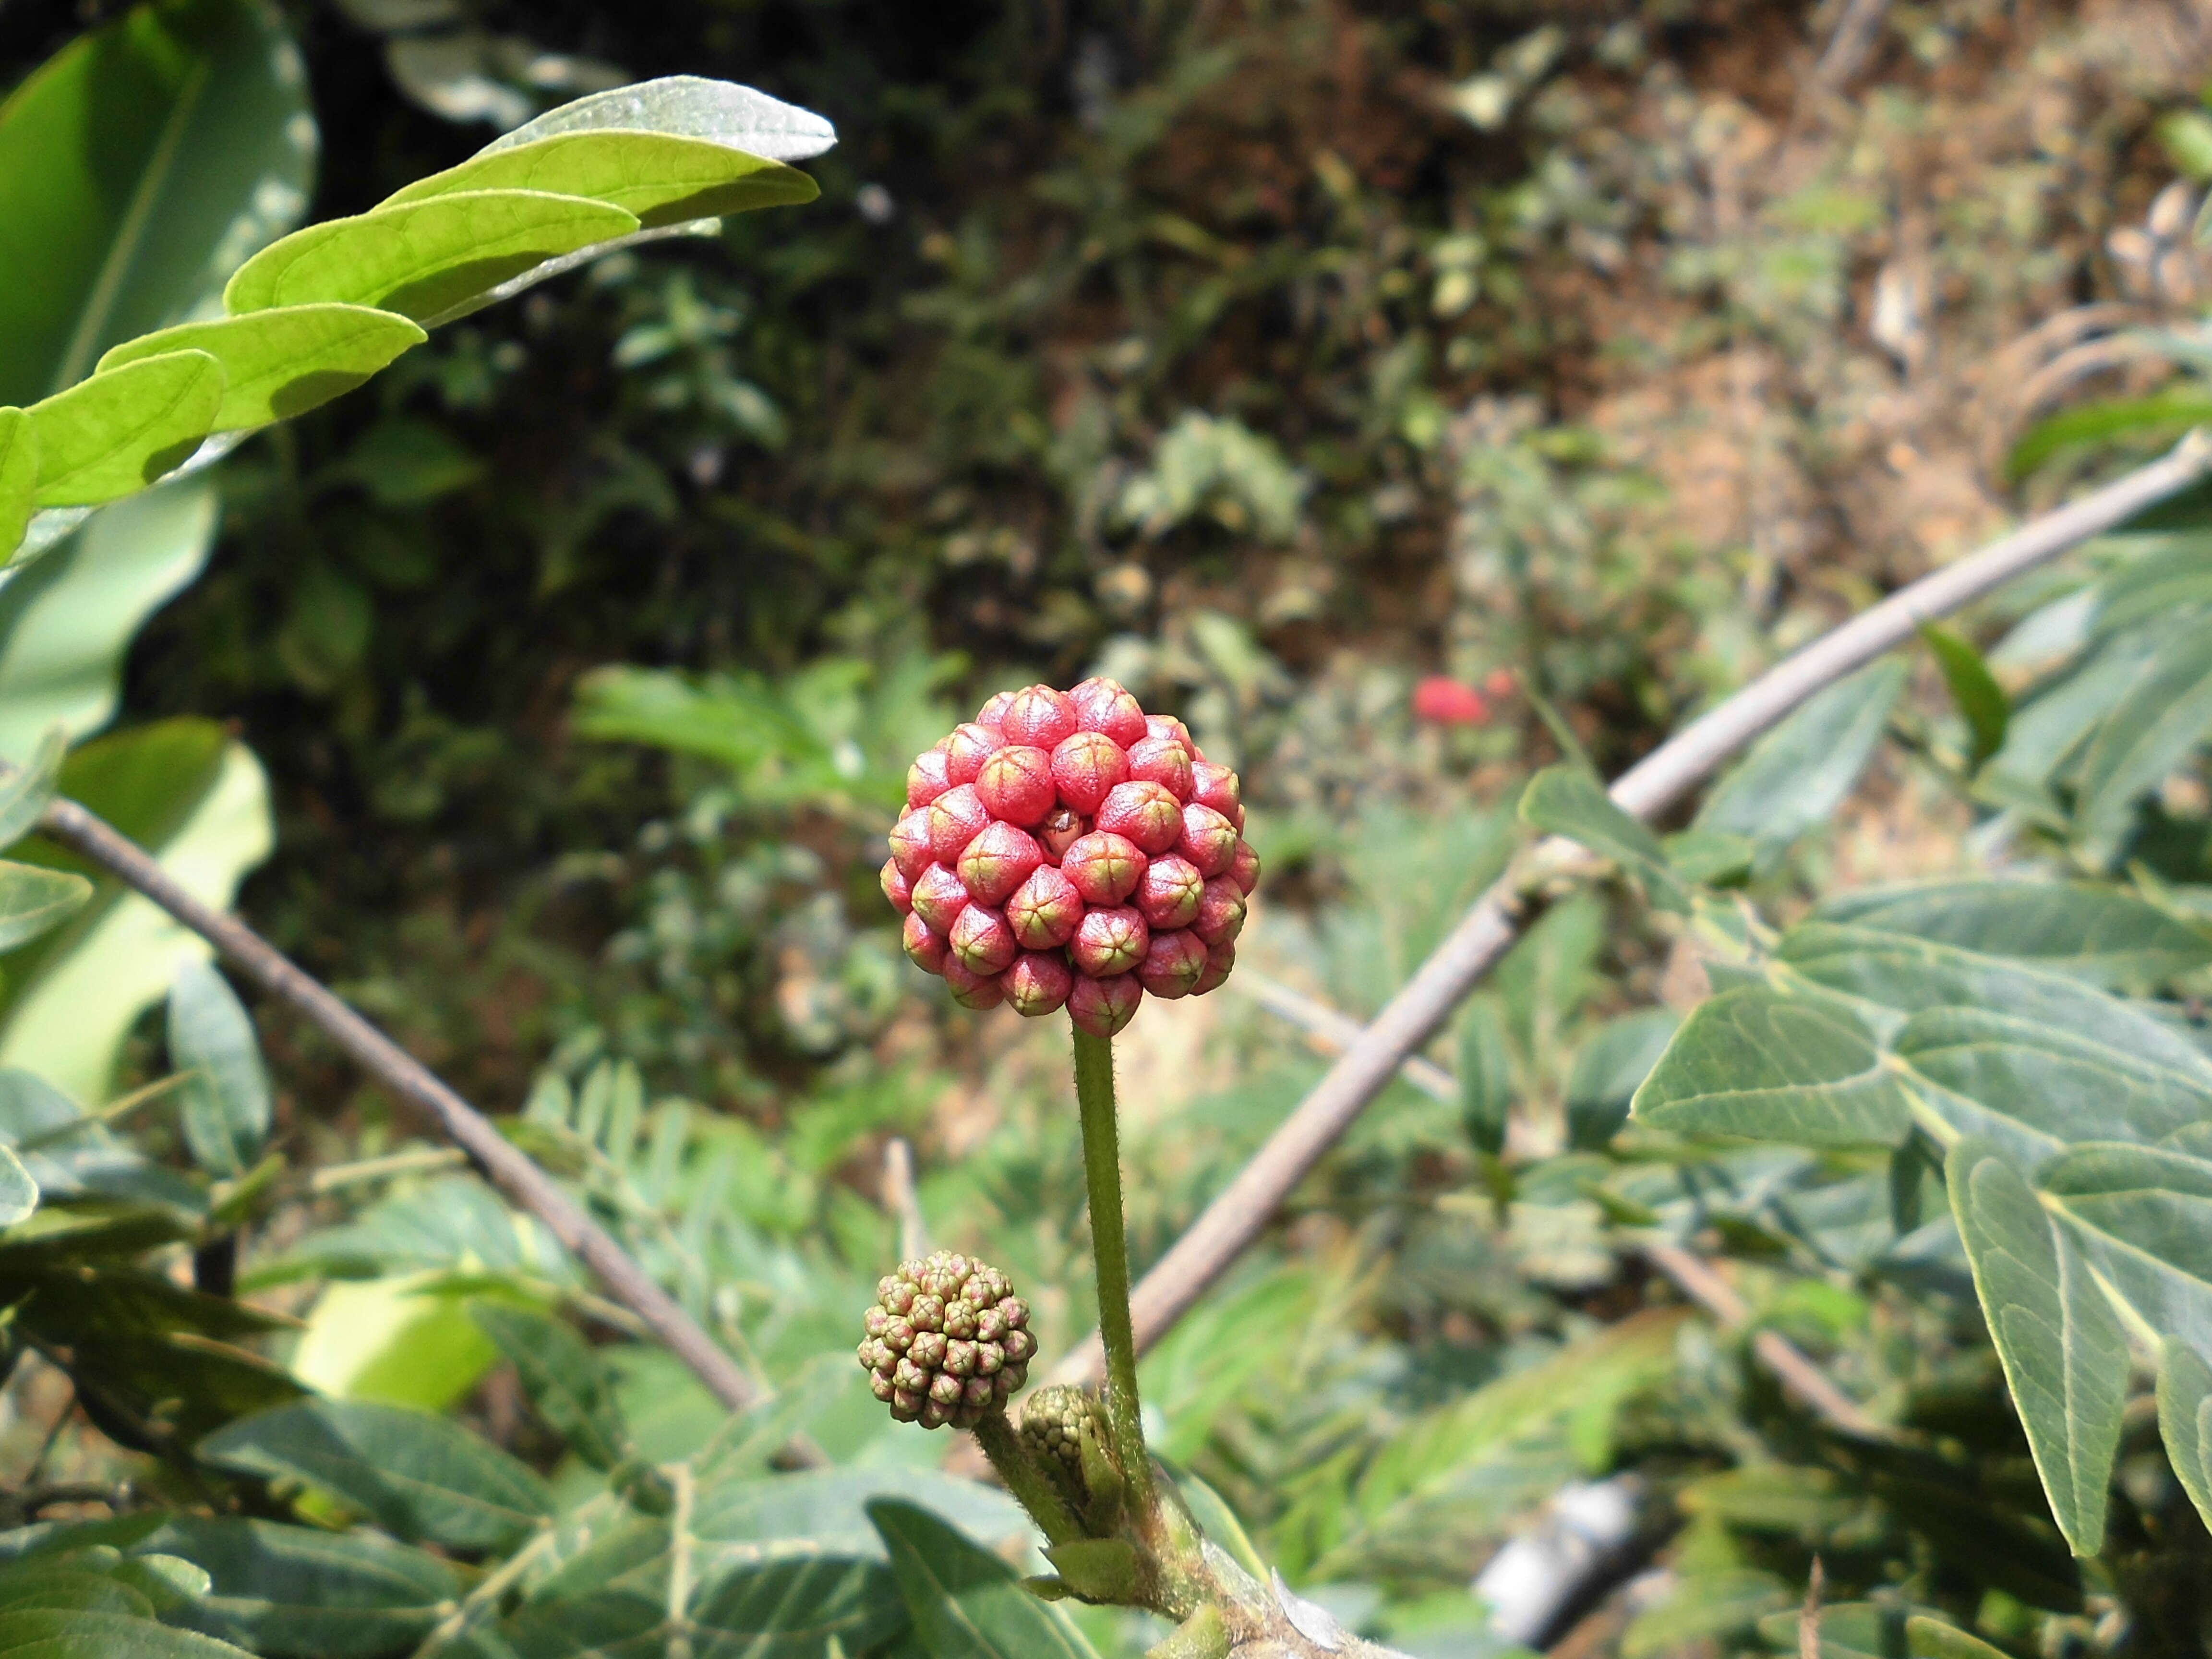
[166,960,270,1178]
[867,1499,1098,1659]
[1695,658,1908,850]
[0,861,91,955]
[0,1609,255,1658]
[1947,1137,2127,1556]
[96,306,426,432]
[1815,878,2212,994]
[1630,986,1913,1147]
[488,75,837,163]
[380,130,818,228]
[1520,764,1688,910]
[199,1398,553,1551]
[0,410,33,560]
[2037,1143,2212,1359]
[223,191,639,323]
[2156,1338,2212,1534]
[27,351,222,507]
[468,1301,629,1469]
[2074,624,2212,867]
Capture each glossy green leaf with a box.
[2074,624,2212,866]
[1695,658,1908,850]
[134,1516,457,1659]
[0,481,220,762]
[26,351,222,507]
[1630,986,1914,1147]
[1814,879,2212,995]
[2156,1338,2212,1533]
[0,1609,254,1658]
[469,1301,629,1469]
[0,411,34,561]
[1947,1137,2127,1556]
[1519,764,1687,910]
[1458,993,1513,1155]
[223,191,639,323]
[381,130,818,228]
[867,1499,1096,1659]
[0,863,91,955]
[0,0,315,406]
[166,960,270,1178]
[490,75,836,162]
[96,306,425,432]
[198,1398,553,1551]
[1922,625,2008,770]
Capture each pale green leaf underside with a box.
[26,351,221,506]
[0,728,62,848]
[2156,1338,2212,1534]
[2075,625,2212,866]
[0,1143,36,1226]
[223,191,639,322]
[869,1499,1097,1659]
[1520,763,1688,910]
[1695,658,1908,849]
[0,860,92,954]
[97,305,426,432]
[379,129,818,228]
[166,959,271,1178]
[0,410,33,560]
[1947,1138,2127,1556]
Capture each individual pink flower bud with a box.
[1005,951,1074,1017]
[1037,807,1086,861]
[889,808,937,882]
[1096,781,1182,855]
[1127,735,1195,801]
[1007,864,1083,949]
[1060,831,1146,906]
[950,904,1018,976]
[927,784,991,864]
[976,690,1018,727]
[1050,731,1128,815]
[1071,906,1148,977]
[958,820,1045,907]
[1145,713,1197,753]
[1192,877,1247,947]
[1194,939,1234,995]
[910,865,972,933]
[1068,973,1142,1037]
[975,745,1056,826]
[908,746,954,810]
[1177,802,1238,878]
[1228,839,1260,896]
[881,858,914,915]
[1137,928,1209,998]
[1070,678,1149,747]
[1191,761,1240,824]
[1002,684,1078,748]
[903,912,950,974]
[942,958,1005,1010]
[944,722,1006,786]
[1135,854,1204,929]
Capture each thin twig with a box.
[881,1138,928,1261]
[1049,433,2212,1388]
[1232,972,1884,1435]
[35,796,765,1419]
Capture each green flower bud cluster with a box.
[858,1250,1035,1429]
[1020,1382,1125,1527]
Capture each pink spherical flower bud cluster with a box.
[858,1250,1034,1430]
[882,679,1259,1037]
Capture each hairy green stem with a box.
[1072,1025,1156,1519]
[971,1411,1083,1545]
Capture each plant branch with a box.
[1048,431,2212,1389]
[35,795,767,1420]
[1072,1025,1156,1520]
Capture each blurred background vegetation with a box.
[8,0,2212,1654]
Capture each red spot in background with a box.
[1482,668,1517,700]
[1413,676,1490,726]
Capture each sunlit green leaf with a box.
[26,352,221,507]
[1947,1137,2127,1556]
[490,75,836,163]
[96,306,425,431]
[2156,1337,2212,1534]
[867,1499,1096,1659]
[380,131,818,228]
[198,1398,553,1551]
[1520,764,1687,910]
[0,862,91,955]
[0,1609,255,1658]
[0,729,65,852]
[223,191,639,322]
[166,960,270,1178]
[0,1145,36,1227]
[1695,659,1907,851]
[0,411,34,561]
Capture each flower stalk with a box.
[1072,1024,1157,1523]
